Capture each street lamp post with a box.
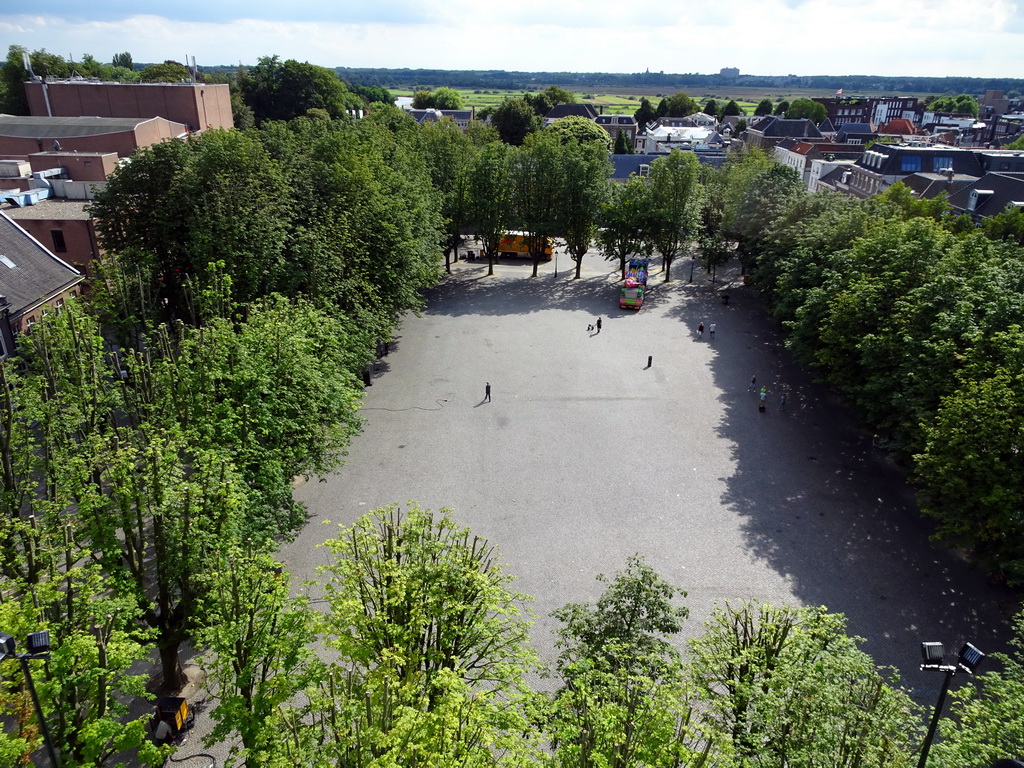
[916,641,984,768]
[0,630,62,767]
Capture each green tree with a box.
[785,97,828,122]
[754,98,773,116]
[549,557,717,768]
[467,140,515,276]
[411,89,434,108]
[547,115,612,150]
[553,555,688,674]
[646,150,703,281]
[90,130,292,321]
[664,91,700,117]
[773,100,790,116]
[490,97,542,145]
[111,51,133,70]
[304,504,542,765]
[196,548,318,768]
[929,93,980,118]
[703,99,719,116]
[1006,133,1024,150]
[349,83,394,106]
[688,601,919,767]
[239,56,362,124]
[140,60,191,83]
[634,97,657,129]
[1,46,31,114]
[543,85,576,105]
[559,141,612,279]
[432,86,464,109]
[512,132,565,276]
[915,353,1024,582]
[421,117,476,272]
[930,609,1024,765]
[598,176,651,279]
[982,205,1024,245]
[721,100,743,116]
[613,129,633,154]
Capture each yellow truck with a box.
[499,232,554,261]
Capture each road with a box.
[172,249,1017,765]
[285,250,1015,677]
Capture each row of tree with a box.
[716,149,1024,583]
[0,105,451,765]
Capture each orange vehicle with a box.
[498,232,554,261]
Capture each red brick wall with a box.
[16,218,99,274]
[26,82,233,131]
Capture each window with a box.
[933,157,953,172]
[638,164,650,177]
[901,156,922,172]
[1000,162,1010,171]
[50,230,67,253]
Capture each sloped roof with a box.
[858,145,984,177]
[596,114,637,126]
[879,118,917,135]
[545,103,598,120]
[900,172,974,199]
[610,154,659,179]
[0,114,168,139]
[947,172,1024,216]
[747,116,823,139]
[818,118,836,133]
[0,211,82,319]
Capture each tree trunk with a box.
[159,641,185,691]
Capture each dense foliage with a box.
[719,148,1024,583]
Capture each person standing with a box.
[697,322,704,338]
[709,322,716,340]
[485,382,491,402]
[596,317,602,333]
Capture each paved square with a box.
[283,250,1014,686]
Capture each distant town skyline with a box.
[2,0,1022,80]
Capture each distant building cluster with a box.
[0,75,233,356]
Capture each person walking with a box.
[779,392,787,409]
[759,387,767,412]
[485,382,491,402]
[709,322,716,340]
[748,375,757,392]
[596,317,602,333]
[697,322,704,338]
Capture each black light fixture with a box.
[0,630,62,767]
[917,641,985,768]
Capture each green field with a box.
[393,87,817,116]
[393,84,942,117]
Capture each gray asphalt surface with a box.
[174,248,1017,765]
[286,249,1016,674]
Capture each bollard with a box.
[647,355,653,368]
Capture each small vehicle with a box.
[620,258,649,309]
[498,232,554,261]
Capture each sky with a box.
[2,1,1023,79]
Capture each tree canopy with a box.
[238,56,363,124]
[547,115,612,150]
[785,97,828,122]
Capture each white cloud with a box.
[0,4,1022,78]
